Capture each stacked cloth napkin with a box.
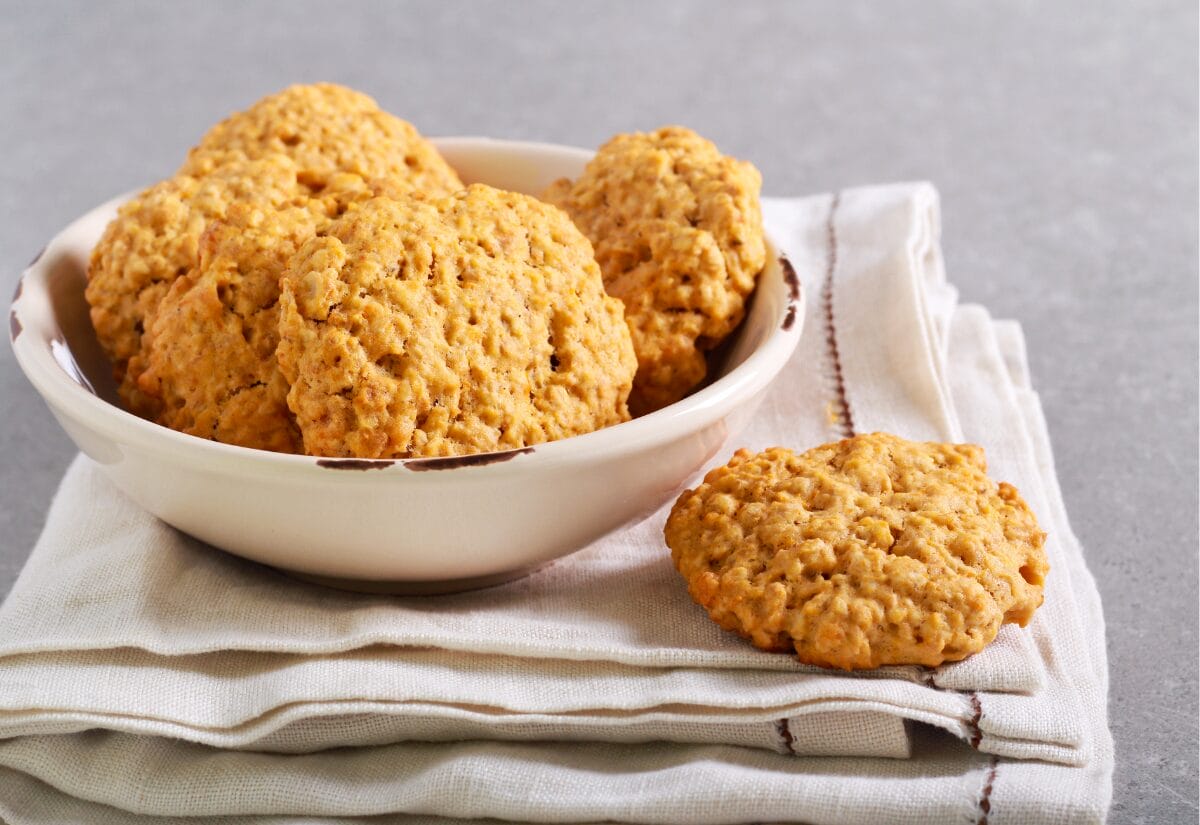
[0,184,1113,824]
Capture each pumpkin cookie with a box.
[180,82,462,195]
[664,433,1048,670]
[277,184,637,458]
[544,126,766,415]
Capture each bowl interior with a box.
[15,201,121,409]
[15,138,794,451]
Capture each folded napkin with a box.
[0,184,1113,824]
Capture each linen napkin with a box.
[0,184,1113,824]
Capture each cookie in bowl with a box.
[544,126,766,415]
[664,432,1048,670]
[277,184,637,458]
[137,172,394,453]
[179,82,463,194]
[85,84,460,433]
[86,155,309,419]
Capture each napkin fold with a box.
[0,184,1113,824]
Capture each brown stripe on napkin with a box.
[775,718,796,755]
[820,194,854,439]
[976,755,1000,824]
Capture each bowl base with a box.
[281,564,545,596]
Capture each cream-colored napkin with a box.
[0,184,1112,824]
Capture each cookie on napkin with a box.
[664,432,1048,670]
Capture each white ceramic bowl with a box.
[10,138,804,593]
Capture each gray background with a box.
[1,1,1196,821]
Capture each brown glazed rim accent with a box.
[313,447,535,471]
[9,274,24,341]
[405,447,534,472]
[780,254,801,331]
[781,305,797,332]
[315,458,396,470]
[780,254,800,302]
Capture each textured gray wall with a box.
[1,2,1196,821]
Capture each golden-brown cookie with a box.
[136,172,399,452]
[544,126,766,415]
[180,83,463,196]
[664,433,1048,670]
[87,84,461,428]
[86,156,310,418]
[135,202,310,452]
[277,184,637,458]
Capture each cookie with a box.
[277,184,637,458]
[664,433,1048,670]
[180,83,463,196]
[135,172,387,452]
[544,126,766,415]
[86,156,311,418]
[87,84,460,426]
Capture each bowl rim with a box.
[9,136,804,478]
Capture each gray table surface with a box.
[2,1,1196,821]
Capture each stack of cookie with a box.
[87,84,469,454]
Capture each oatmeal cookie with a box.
[135,173,386,452]
[664,433,1048,670]
[544,126,766,414]
[86,156,310,418]
[87,85,460,421]
[277,184,637,458]
[180,83,462,195]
